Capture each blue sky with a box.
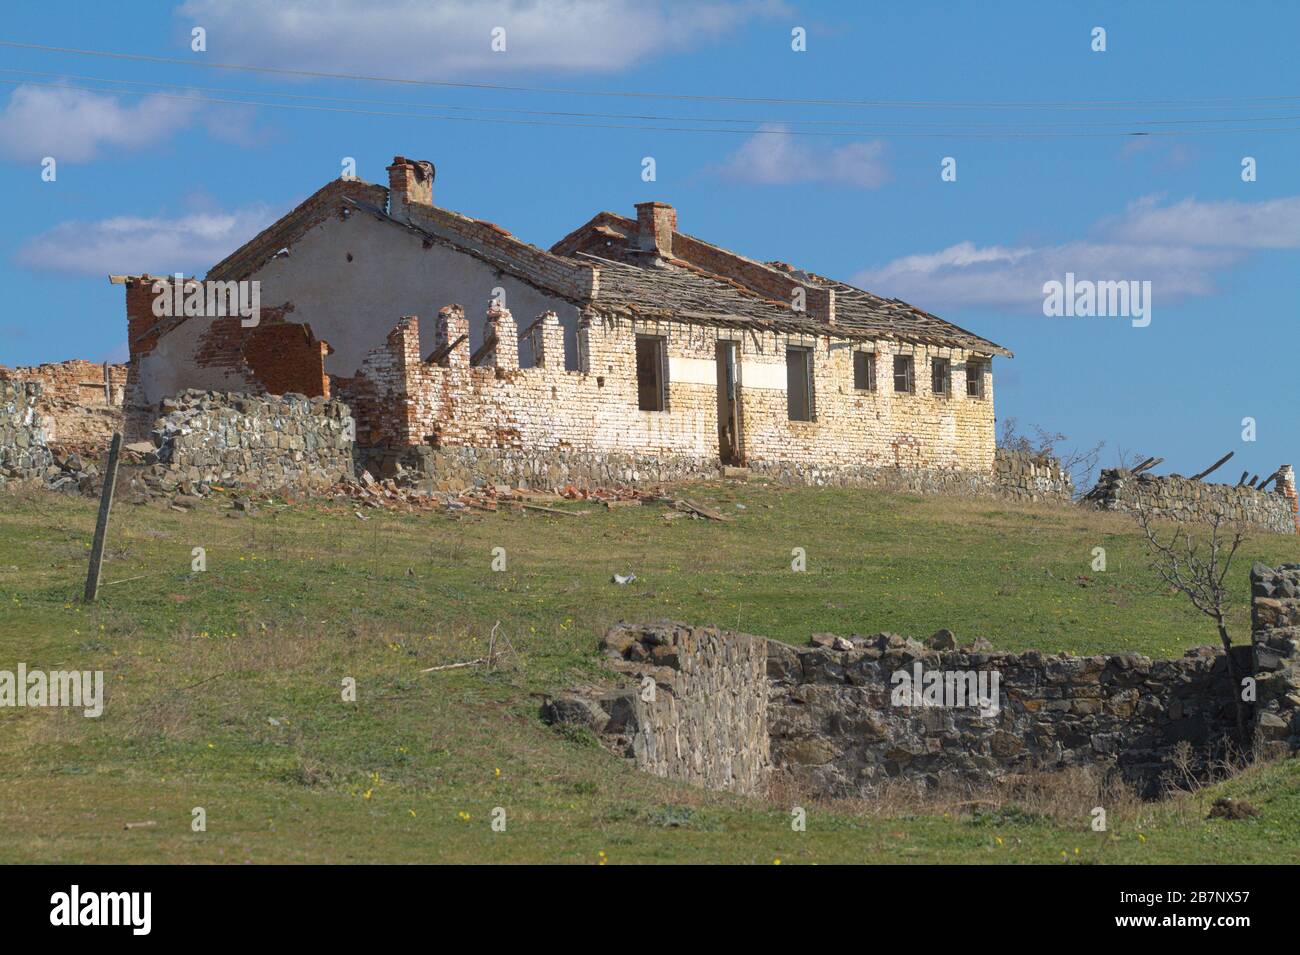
[2,0,1298,480]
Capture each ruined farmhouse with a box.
[113,155,1012,486]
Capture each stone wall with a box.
[0,360,126,450]
[1087,467,1297,534]
[1250,562,1300,754]
[377,445,726,489]
[544,622,770,795]
[0,380,55,483]
[768,633,1240,798]
[548,616,1299,800]
[992,448,1074,502]
[143,389,354,492]
[743,448,1072,500]
[360,434,1069,507]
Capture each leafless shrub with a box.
[1134,502,1251,742]
[998,417,1104,496]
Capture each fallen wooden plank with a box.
[420,658,486,673]
[521,503,584,517]
[1131,456,1163,475]
[678,498,731,522]
[1188,451,1233,482]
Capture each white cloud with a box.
[177,0,787,76]
[17,205,278,277]
[854,194,1300,311]
[0,85,202,163]
[717,124,889,188]
[1104,194,1300,249]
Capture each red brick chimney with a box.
[634,201,676,260]
[1277,465,1298,531]
[387,156,435,220]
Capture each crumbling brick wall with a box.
[347,307,998,479]
[0,360,126,450]
[0,380,55,482]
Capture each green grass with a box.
[1,481,1298,864]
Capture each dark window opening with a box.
[966,360,986,397]
[931,357,951,396]
[893,354,914,393]
[786,346,814,421]
[635,335,666,411]
[853,351,876,392]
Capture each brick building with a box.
[116,155,1010,479]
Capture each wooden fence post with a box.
[84,432,123,602]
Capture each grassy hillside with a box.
[1,481,1297,864]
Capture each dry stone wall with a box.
[143,390,354,493]
[1251,562,1300,754]
[548,614,1300,800]
[1088,467,1297,534]
[992,449,1074,502]
[543,622,770,795]
[768,633,1240,798]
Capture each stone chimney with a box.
[387,156,435,221]
[634,201,676,261]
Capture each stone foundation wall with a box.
[375,445,726,489]
[745,448,1072,500]
[367,438,1071,505]
[0,381,55,483]
[144,389,354,492]
[767,633,1240,798]
[1087,467,1297,534]
[544,622,770,795]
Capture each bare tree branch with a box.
[1133,496,1250,741]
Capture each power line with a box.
[2,37,1299,113]
[6,75,1300,140]
[3,67,1298,133]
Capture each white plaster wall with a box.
[136,212,582,405]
